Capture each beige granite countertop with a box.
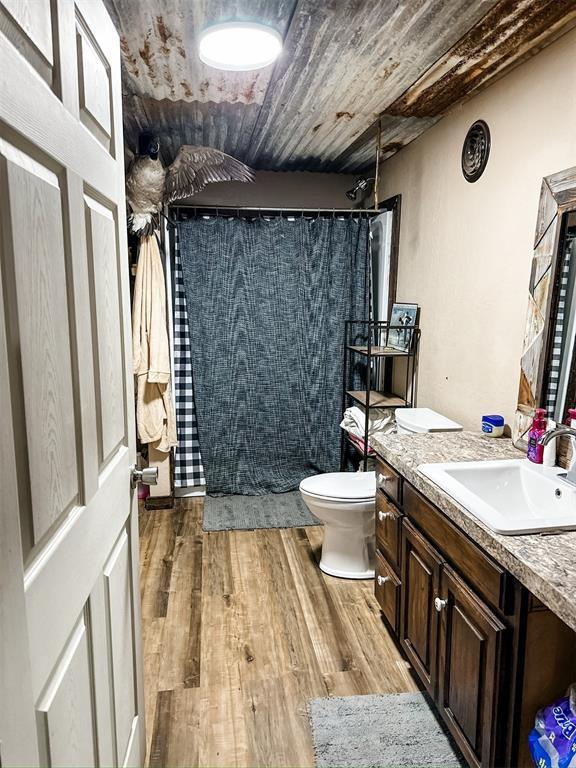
[369,430,576,633]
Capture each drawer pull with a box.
[434,597,448,612]
[378,509,393,521]
[377,574,390,586]
[377,473,388,486]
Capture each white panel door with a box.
[0,1,145,766]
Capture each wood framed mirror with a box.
[514,166,576,455]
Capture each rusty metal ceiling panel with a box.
[387,0,576,119]
[105,0,576,174]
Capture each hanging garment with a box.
[132,234,177,452]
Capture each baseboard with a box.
[174,485,207,498]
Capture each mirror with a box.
[541,211,576,422]
[514,166,576,452]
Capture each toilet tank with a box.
[396,407,463,434]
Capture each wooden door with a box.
[400,519,443,696]
[437,566,507,768]
[0,2,145,766]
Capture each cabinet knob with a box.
[378,510,392,521]
[434,597,448,612]
[377,574,390,586]
[377,473,387,486]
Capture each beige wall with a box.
[379,28,576,431]
[181,169,357,209]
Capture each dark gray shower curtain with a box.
[179,215,370,495]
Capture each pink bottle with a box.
[527,408,547,464]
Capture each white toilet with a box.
[300,408,463,580]
[300,471,376,579]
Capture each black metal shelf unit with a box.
[340,320,420,471]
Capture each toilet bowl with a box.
[301,408,462,580]
[300,472,376,579]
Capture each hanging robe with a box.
[132,234,177,452]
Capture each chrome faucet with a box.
[538,426,576,485]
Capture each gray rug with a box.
[202,491,321,531]
[309,693,464,768]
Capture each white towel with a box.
[340,406,395,439]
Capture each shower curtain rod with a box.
[170,204,379,216]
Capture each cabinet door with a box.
[438,566,507,768]
[400,519,443,696]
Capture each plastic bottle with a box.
[566,408,576,428]
[527,408,547,464]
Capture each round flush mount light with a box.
[198,21,283,71]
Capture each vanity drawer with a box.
[375,491,402,574]
[404,482,509,612]
[375,458,402,506]
[375,551,401,632]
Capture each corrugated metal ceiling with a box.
[104,0,576,173]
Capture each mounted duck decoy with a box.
[126,132,255,235]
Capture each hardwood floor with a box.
[139,498,418,767]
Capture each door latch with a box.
[130,465,159,489]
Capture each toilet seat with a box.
[299,471,375,502]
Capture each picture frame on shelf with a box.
[389,302,419,352]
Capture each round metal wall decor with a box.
[461,120,490,182]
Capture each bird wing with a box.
[163,145,254,203]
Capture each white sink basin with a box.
[418,459,576,535]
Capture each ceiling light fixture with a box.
[198,21,283,71]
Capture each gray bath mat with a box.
[309,692,464,768]
[202,491,320,531]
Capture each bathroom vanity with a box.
[370,431,576,768]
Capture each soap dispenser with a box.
[527,408,547,464]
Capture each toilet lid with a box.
[300,471,375,501]
[396,407,462,433]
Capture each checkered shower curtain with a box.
[171,228,205,488]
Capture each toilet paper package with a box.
[529,685,576,768]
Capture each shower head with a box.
[345,177,374,201]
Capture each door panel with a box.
[104,529,137,765]
[400,519,443,696]
[1,144,79,550]
[447,604,484,747]
[1,0,53,70]
[0,1,145,765]
[76,24,112,143]
[438,565,507,768]
[85,194,125,465]
[36,616,97,767]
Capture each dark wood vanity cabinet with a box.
[374,456,576,768]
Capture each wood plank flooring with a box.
[139,498,418,767]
